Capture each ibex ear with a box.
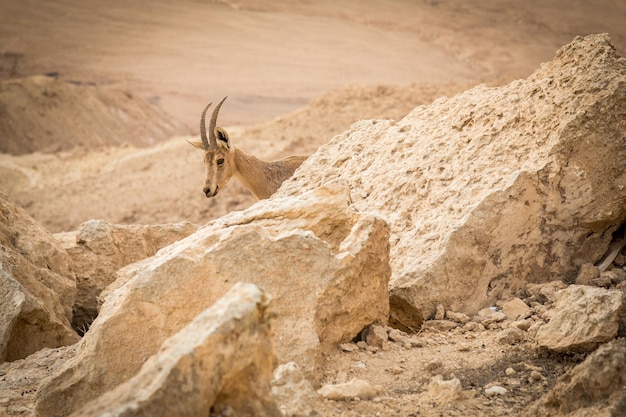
[186,139,205,150]
[215,127,231,150]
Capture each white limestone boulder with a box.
[34,182,390,417]
[535,285,624,352]
[54,219,198,331]
[277,34,626,321]
[70,283,280,417]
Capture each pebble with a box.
[404,337,424,347]
[446,311,471,324]
[339,343,359,353]
[458,343,471,352]
[389,366,404,375]
[505,367,516,376]
[485,385,508,396]
[425,358,443,373]
[387,329,407,343]
[510,319,532,331]
[497,327,524,345]
[318,378,383,400]
[529,370,544,382]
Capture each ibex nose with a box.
[203,185,219,198]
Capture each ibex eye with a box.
[217,158,225,166]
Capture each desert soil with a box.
[1,1,625,416]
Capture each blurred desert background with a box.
[1,0,625,231]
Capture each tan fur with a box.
[190,128,308,200]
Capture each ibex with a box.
[188,97,309,200]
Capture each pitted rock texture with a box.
[34,183,390,417]
[277,33,626,318]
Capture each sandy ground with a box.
[2,0,624,130]
[1,1,626,416]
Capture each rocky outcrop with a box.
[277,34,626,320]
[54,219,198,332]
[35,182,390,417]
[0,193,78,362]
[535,285,624,352]
[70,283,280,417]
[524,338,626,416]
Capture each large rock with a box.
[277,34,626,319]
[35,182,390,417]
[0,193,78,362]
[535,285,624,352]
[54,219,198,332]
[71,283,280,417]
[524,338,626,416]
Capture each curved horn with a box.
[199,102,213,150]
[209,96,228,147]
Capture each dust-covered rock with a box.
[0,193,78,362]
[70,283,280,417]
[271,362,318,417]
[496,297,532,321]
[318,378,383,400]
[34,182,390,417]
[277,34,626,320]
[535,285,624,352]
[55,219,198,332]
[524,338,626,416]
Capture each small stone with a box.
[485,386,507,396]
[600,269,626,285]
[463,321,482,332]
[522,363,543,372]
[590,275,613,288]
[505,367,516,376]
[404,338,424,348]
[425,358,443,373]
[425,375,464,402]
[339,343,359,352]
[387,328,408,343]
[475,308,507,325]
[529,370,544,382]
[318,378,383,400]
[363,324,389,349]
[356,341,368,349]
[389,366,404,375]
[497,298,532,321]
[510,319,532,331]
[446,311,471,324]
[422,320,459,332]
[435,304,446,320]
[526,281,567,304]
[497,327,524,345]
[458,343,471,352]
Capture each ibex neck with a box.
[233,148,282,200]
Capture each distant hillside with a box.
[0,75,185,155]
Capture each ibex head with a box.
[188,96,235,198]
